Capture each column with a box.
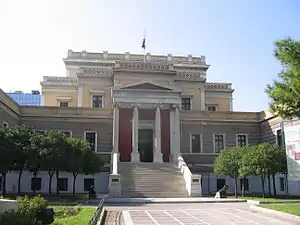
[77,85,83,107]
[131,105,140,162]
[112,104,119,154]
[154,105,163,163]
[200,89,205,111]
[173,105,181,158]
[169,109,175,162]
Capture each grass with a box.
[261,204,300,216]
[226,194,300,202]
[51,206,96,225]
[1,193,88,204]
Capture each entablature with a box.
[205,83,234,93]
[20,106,112,119]
[181,110,261,122]
[41,76,78,87]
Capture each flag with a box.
[141,37,146,50]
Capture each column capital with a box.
[153,103,162,109]
[112,102,120,108]
[131,103,140,108]
[172,104,180,109]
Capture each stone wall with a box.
[0,89,20,128]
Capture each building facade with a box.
[0,50,299,195]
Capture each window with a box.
[276,129,283,148]
[240,178,249,191]
[84,178,95,191]
[0,176,2,190]
[181,98,191,111]
[31,178,42,191]
[62,131,72,137]
[217,178,226,190]
[92,95,103,108]
[236,134,248,147]
[59,101,69,107]
[58,178,68,191]
[208,106,216,112]
[191,134,201,153]
[214,134,225,153]
[85,131,97,151]
[3,121,9,129]
[280,177,285,191]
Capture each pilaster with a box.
[77,85,83,107]
[112,103,119,156]
[200,89,205,111]
[229,97,233,111]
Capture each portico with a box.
[112,82,181,163]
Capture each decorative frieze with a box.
[205,83,232,89]
[175,71,206,81]
[79,67,113,77]
[41,76,78,85]
[118,62,171,72]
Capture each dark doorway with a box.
[138,129,153,162]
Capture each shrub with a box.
[17,195,48,224]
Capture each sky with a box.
[0,0,299,112]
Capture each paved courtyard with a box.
[105,203,298,225]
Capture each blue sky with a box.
[0,0,299,111]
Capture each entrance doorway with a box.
[138,129,153,162]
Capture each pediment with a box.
[120,82,172,91]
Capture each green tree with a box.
[0,128,14,195]
[213,146,243,197]
[43,130,69,195]
[7,125,33,194]
[265,38,300,118]
[65,138,87,195]
[28,132,44,194]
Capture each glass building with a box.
[6,91,41,106]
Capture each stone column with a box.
[112,104,119,154]
[173,105,181,158]
[169,109,175,162]
[131,105,140,162]
[154,105,163,163]
[77,85,83,107]
[200,89,205,111]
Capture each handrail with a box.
[112,152,118,174]
[177,155,192,196]
[87,198,106,225]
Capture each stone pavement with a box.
[105,203,298,225]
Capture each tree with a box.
[65,138,87,195]
[265,38,300,119]
[28,131,44,194]
[0,128,14,195]
[213,146,243,197]
[41,130,69,194]
[7,125,33,194]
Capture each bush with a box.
[0,195,50,225]
[17,195,48,224]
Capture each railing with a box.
[177,155,192,196]
[87,198,106,225]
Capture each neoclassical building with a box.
[1,50,298,196]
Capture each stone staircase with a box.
[118,162,189,198]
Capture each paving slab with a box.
[105,203,299,225]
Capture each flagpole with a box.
[143,29,146,63]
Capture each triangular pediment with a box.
[120,82,172,91]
